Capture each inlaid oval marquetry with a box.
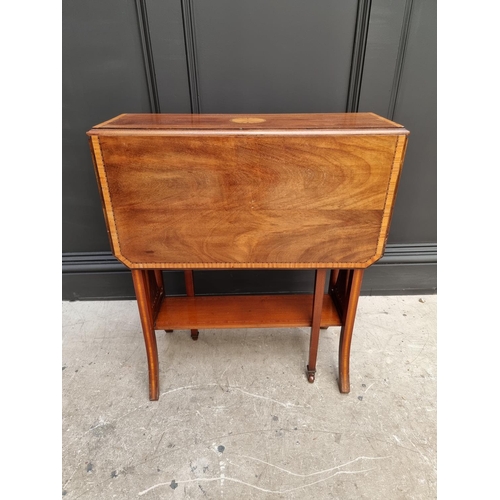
[231,117,266,124]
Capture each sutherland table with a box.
[87,113,409,401]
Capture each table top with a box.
[88,113,408,270]
[89,112,406,133]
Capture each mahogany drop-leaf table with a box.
[87,113,409,401]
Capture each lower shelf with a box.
[154,294,341,330]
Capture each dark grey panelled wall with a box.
[62,0,436,299]
[62,0,151,252]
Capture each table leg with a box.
[132,269,160,401]
[306,269,327,383]
[184,270,199,340]
[338,269,364,393]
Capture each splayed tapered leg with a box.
[338,269,364,393]
[132,269,160,401]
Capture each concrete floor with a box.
[62,295,436,499]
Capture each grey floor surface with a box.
[62,295,436,499]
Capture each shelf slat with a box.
[154,294,341,330]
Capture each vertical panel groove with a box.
[136,0,161,112]
[346,0,372,112]
[181,0,201,113]
[387,0,414,119]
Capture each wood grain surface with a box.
[88,114,408,269]
[154,294,341,329]
[90,112,405,131]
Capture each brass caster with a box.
[191,329,199,341]
[306,365,316,383]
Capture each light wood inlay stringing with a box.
[88,114,408,270]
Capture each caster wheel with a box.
[191,330,199,341]
[308,373,315,383]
